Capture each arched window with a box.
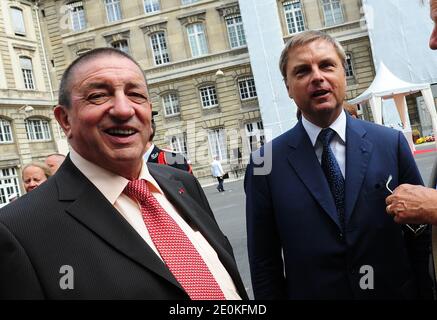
[238,77,257,100]
[105,0,122,22]
[162,93,180,116]
[25,118,51,141]
[68,1,86,31]
[20,57,34,90]
[187,23,208,57]
[150,32,169,65]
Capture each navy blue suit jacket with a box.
[245,114,434,299]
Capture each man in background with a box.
[22,162,51,193]
[45,153,66,175]
[211,156,226,192]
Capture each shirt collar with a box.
[70,148,164,205]
[143,143,155,161]
[301,109,347,146]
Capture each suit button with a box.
[339,233,343,239]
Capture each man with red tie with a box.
[0,48,247,300]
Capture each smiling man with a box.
[245,31,434,299]
[0,48,247,300]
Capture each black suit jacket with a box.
[0,157,247,300]
[246,115,434,299]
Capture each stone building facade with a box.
[0,0,377,205]
[0,0,61,207]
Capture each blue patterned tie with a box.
[318,128,345,229]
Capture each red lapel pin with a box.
[178,187,185,194]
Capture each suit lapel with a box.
[286,122,341,230]
[56,158,184,292]
[344,117,373,225]
[148,164,247,298]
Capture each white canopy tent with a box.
[348,62,437,151]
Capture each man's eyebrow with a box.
[292,63,310,72]
[82,82,111,91]
[125,82,147,90]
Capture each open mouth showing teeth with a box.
[105,128,137,137]
[312,90,330,97]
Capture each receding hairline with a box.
[279,31,346,80]
[69,52,146,83]
[59,49,148,108]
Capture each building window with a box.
[163,93,180,116]
[283,1,305,34]
[187,23,208,57]
[238,77,257,100]
[245,121,264,152]
[169,133,189,159]
[208,129,227,160]
[0,168,21,208]
[20,57,34,90]
[150,32,170,65]
[105,0,122,22]
[25,118,51,141]
[322,0,344,26]
[111,40,129,54]
[345,53,354,78]
[0,119,13,143]
[181,0,199,4]
[225,15,246,49]
[10,7,26,36]
[199,85,218,108]
[68,1,86,31]
[144,0,160,13]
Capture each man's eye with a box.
[320,63,334,69]
[128,92,148,103]
[87,93,110,104]
[295,69,308,77]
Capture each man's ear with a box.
[54,105,72,139]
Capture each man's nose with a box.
[109,93,135,119]
[310,67,324,84]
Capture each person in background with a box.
[211,156,225,192]
[45,153,66,175]
[144,111,193,174]
[22,162,51,193]
[343,102,358,118]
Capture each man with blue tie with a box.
[245,30,434,299]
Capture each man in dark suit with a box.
[145,112,193,174]
[0,48,247,300]
[245,30,434,299]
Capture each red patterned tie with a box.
[124,179,225,300]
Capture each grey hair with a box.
[279,30,347,81]
[22,162,52,179]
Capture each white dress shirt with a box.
[70,149,241,300]
[301,110,347,178]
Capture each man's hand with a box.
[386,184,437,225]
